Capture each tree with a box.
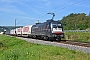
[59,13,90,30]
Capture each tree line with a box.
[0,26,23,32]
[59,13,90,30]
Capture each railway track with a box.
[15,36,90,54]
[59,40,90,47]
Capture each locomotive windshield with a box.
[53,24,62,28]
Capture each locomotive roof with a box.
[34,20,61,26]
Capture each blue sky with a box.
[0,0,90,26]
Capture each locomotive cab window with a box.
[52,24,62,28]
[58,24,62,28]
[53,25,57,28]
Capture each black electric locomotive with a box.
[31,19,64,41]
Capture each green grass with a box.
[0,35,90,60]
[63,32,90,42]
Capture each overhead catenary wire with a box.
[25,0,85,25]
[26,19,36,25]
[51,0,74,12]
[16,20,23,25]
[37,0,85,20]
[24,0,85,25]
[75,8,90,13]
[53,0,85,12]
[37,0,74,20]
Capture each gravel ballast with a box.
[17,37,90,54]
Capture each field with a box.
[0,35,90,60]
[64,32,90,42]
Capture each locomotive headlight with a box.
[53,28,62,30]
[53,28,57,30]
[58,28,62,30]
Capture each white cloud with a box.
[0,5,26,15]
[45,1,51,6]
[0,0,27,15]
[42,0,51,7]
[0,0,18,3]
[32,9,41,15]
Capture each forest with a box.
[59,13,90,30]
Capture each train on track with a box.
[9,20,64,41]
[7,13,64,42]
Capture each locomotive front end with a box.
[51,21,64,41]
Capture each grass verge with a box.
[0,35,90,60]
[63,32,90,42]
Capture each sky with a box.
[0,0,90,26]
